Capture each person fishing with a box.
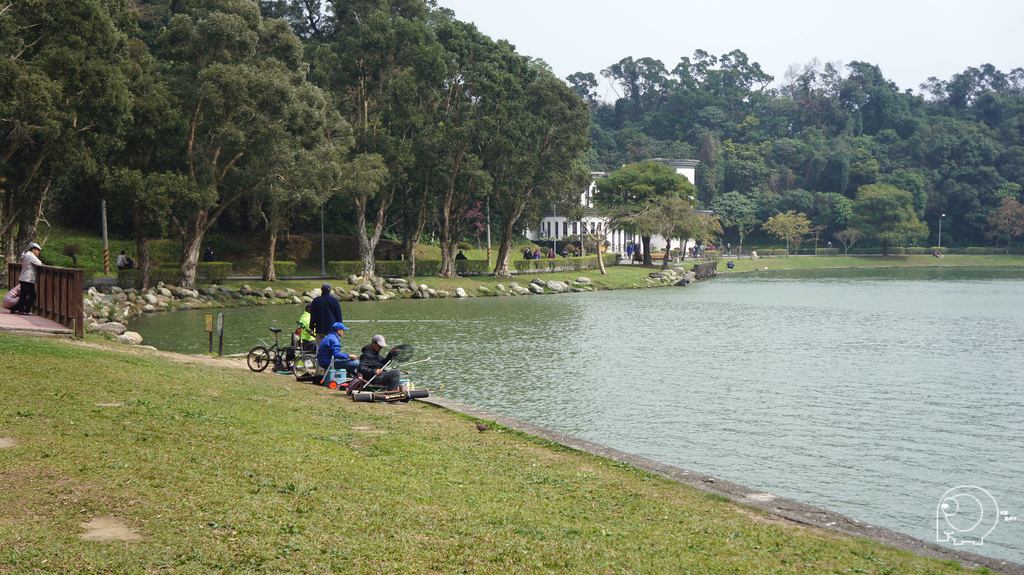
[297,304,316,353]
[358,335,400,391]
[317,322,358,377]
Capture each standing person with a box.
[626,243,633,261]
[523,248,532,260]
[13,243,43,316]
[547,249,555,259]
[358,335,400,391]
[116,250,128,271]
[533,249,540,259]
[297,304,316,353]
[309,283,342,347]
[203,247,214,262]
[317,322,359,377]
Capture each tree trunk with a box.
[356,188,393,278]
[881,238,889,257]
[642,236,652,265]
[661,238,672,270]
[179,210,209,288]
[493,201,527,278]
[262,230,277,281]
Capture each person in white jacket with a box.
[13,242,42,315]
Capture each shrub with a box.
[327,261,364,278]
[414,260,441,276]
[196,262,232,284]
[455,260,490,275]
[61,244,82,265]
[376,261,412,277]
[512,259,532,272]
[272,261,297,278]
[457,241,472,251]
[963,247,1000,255]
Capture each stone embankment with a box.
[83,268,696,346]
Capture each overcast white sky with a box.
[436,0,1024,98]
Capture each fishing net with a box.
[386,344,414,364]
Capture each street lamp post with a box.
[938,213,945,249]
[551,204,557,257]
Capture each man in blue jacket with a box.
[317,322,358,377]
[309,283,342,347]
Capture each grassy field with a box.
[0,334,992,574]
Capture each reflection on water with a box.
[131,267,1024,563]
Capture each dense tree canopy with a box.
[585,53,1024,249]
[4,0,1023,282]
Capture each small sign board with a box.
[205,313,213,333]
[216,313,224,337]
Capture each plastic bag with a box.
[2,284,20,309]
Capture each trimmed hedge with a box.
[196,262,232,283]
[272,261,297,278]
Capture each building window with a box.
[572,222,578,234]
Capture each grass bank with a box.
[0,334,988,574]
[713,253,1024,274]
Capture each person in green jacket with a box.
[297,304,316,353]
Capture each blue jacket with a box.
[309,293,342,335]
[317,331,353,368]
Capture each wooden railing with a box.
[7,263,84,337]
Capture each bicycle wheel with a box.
[292,353,318,379]
[247,346,271,372]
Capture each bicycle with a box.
[290,322,319,379]
[247,327,296,373]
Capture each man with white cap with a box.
[13,242,43,315]
[358,335,400,391]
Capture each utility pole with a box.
[320,203,326,276]
[486,196,491,267]
[101,200,110,274]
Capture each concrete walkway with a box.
[0,307,73,336]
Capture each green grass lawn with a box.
[714,253,1024,274]
[0,334,990,574]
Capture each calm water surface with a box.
[131,268,1024,562]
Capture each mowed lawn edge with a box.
[0,335,992,574]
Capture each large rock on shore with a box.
[89,321,127,335]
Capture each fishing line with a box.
[403,371,532,422]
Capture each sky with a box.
[435,0,1024,99]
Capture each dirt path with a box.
[68,338,249,370]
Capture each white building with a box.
[527,158,699,254]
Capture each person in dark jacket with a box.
[309,283,342,347]
[358,335,400,391]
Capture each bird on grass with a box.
[475,422,491,433]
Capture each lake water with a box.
[130,268,1024,563]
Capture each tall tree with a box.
[762,210,810,254]
[850,184,927,256]
[158,0,332,287]
[594,161,696,265]
[1,0,132,258]
[483,69,592,278]
[985,197,1024,251]
[312,0,444,277]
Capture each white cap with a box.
[372,335,386,347]
[29,242,41,251]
